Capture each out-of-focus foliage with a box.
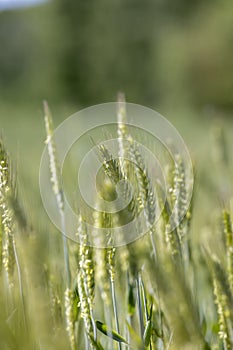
[0,0,233,109]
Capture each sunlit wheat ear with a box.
[170,155,192,266]
[93,208,111,306]
[43,101,71,287]
[77,269,93,349]
[213,277,232,350]
[97,143,137,224]
[127,137,157,258]
[96,144,139,278]
[205,250,233,350]
[64,288,76,350]
[43,101,63,211]
[222,210,233,293]
[117,93,156,224]
[76,214,96,346]
[162,204,182,262]
[102,212,116,282]
[117,92,142,203]
[98,144,122,184]
[116,94,140,217]
[116,95,157,259]
[117,92,128,175]
[172,156,186,229]
[0,140,28,330]
[0,141,15,289]
[172,155,191,240]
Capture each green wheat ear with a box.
[76,214,96,348]
[93,205,111,306]
[204,241,233,350]
[0,139,27,331]
[0,140,16,288]
[222,210,233,293]
[212,257,233,350]
[43,100,64,212]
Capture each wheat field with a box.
[0,98,233,350]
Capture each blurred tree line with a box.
[0,0,233,110]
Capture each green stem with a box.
[136,274,144,339]
[12,237,27,330]
[111,279,122,350]
[60,209,71,288]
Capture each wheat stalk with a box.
[43,101,71,288]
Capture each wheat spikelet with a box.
[77,215,95,307]
[207,253,233,349]
[116,97,157,260]
[117,92,128,177]
[77,269,94,349]
[100,211,116,282]
[0,141,16,287]
[128,138,156,225]
[171,155,188,243]
[116,95,143,221]
[43,101,64,212]
[98,144,122,185]
[163,163,183,261]
[92,208,111,306]
[117,93,156,228]
[213,277,232,349]
[222,210,233,293]
[64,288,76,350]
[76,214,96,347]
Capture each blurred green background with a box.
[1,0,233,229]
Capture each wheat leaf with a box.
[96,320,128,344]
[143,304,153,347]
